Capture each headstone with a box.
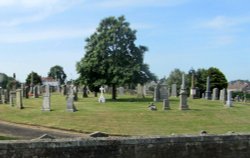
[153,84,160,102]
[25,86,29,99]
[16,89,23,109]
[66,86,77,112]
[42,85,51,111]
[20,84,24,98]
[171,84,177,97]
[62,85,67,96]
[159,84,168,100]
[235,95,240,102]
[202,93,205,99]
[1,93,5,104]
[9,91,16,107]
[4,90,9,103]
[163,99,170,110]
[0,88,2,104]
[205,76,211,100]
[82,86,88,98]
[33,86,39,98]
[190,74,196,99]
[118,87,125,96]
[73,86,78,101]
[137,84,144,98]
[219,89,227,104]
[179,74,188,110]
[212,88,219,100]
[98,86,106,103]
[226,90,233,107]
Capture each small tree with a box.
[48,65,67,85]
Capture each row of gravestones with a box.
[150,75,245,110]
[0,85,77,112]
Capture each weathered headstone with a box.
[159,84,168,100]
[98,86,106,103]
[137,84,144,98]
[179,74,188,110]
[16,89,23,109]
[9,91,16,107]
[205,76,211,100]
[25,86,29,99]
[212,88,219,100]
[171,84,177,97]
[118,87,125,96]
[33,86,39,98]
[20,84,24,98]
[82,86,88,98]
[66,86,77,112]
[190,74,196,99]
[226,90,233,107]
[153,84,160,102]
[73,86,78,101]
[163,99,170,110]
[219,88,226,104]
[42,85,51,111]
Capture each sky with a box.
[0,0,249,82]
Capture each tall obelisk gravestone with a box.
[179,74,188,110]
[205,76,211,100]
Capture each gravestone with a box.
[24,86,29,99]
[16,89,23,109]
[20,84,24,98]
[4,90,9,103]
[153,84,160,102]
[9,91,16,107]
[118,87,125,96]
[98,86,106,103]
[137,84,144,98]
[159,84,168,100]
[219,89,227,104]
[226,90,233,107]
[62,85,67,96]
[42,85,51,111]
[212,88,219,100]
[1,93,5,104]
[0,88,2,104]
[82,86,88,98]
[33,86,39,98]
[205,76,211,100]
[66,86,77,112]
[190,74,196,99]
[179,74,188,110]
[73,86,78,101]
[163,99,170,110]
[171,84,177,97]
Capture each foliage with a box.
[25,71,42,85]
[0,73,19,90]
[76,16,154,99]
[48,65,67,85]
[165,68,186,93]
[207,67,228,90]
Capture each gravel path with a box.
[0,120,88,140]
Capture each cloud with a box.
[0,27,94,44]
[92,0,188,8]
[201,15,250,30]
[0,0,81,27]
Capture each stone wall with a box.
[1,134,250,158]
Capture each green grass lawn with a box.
[0,93,250,136]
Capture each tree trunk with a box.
[112,84,117,100]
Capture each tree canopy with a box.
[48,65,67,85]
[26,71,42,86]
[76,16,155,99]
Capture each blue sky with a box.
[0,0,249,82]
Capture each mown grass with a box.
[0,93,250,136]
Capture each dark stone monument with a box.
[205,76,211,100]
[179,74,188,110]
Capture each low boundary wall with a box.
[0,134,250,158]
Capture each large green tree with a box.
[76,16,154,99]
[48,65,67,85]
[26,71,42,85]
